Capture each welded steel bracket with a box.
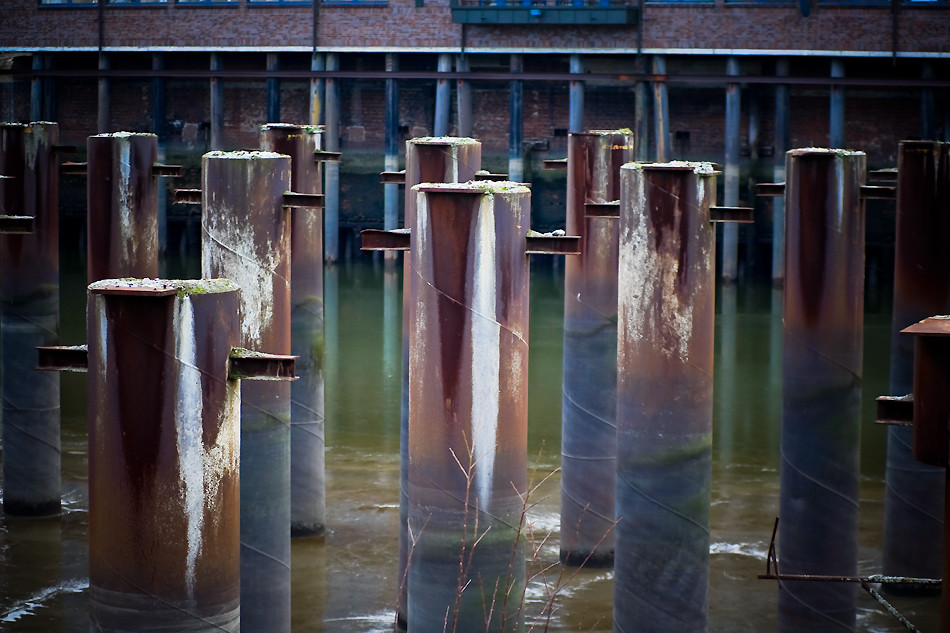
[361,228,410,251]
[0,215,34,234]
[314,150,342,163]
[710,206,755,223]
[174,188,202,205]
[585,201,620,217]
[228,348,297,381]
[756,182,786,197]
[380,170,406,185]
[472,170,509,182]
[61,161,88,175]
[282,192,324,209]
[860,185,896,200]
[37,345,89,372]
[526,231,581,255]
[152,163,184,177]
[875,395,913,427]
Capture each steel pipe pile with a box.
[882,140,949,591]
[778,148,866,632]
[406,181,531,633]
[260,123,331,538]
[560,130,633,567]
[0,121,62,517]
[614,161,730,633]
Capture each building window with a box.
[38,0,98,6]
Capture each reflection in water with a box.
[0,256,943,632]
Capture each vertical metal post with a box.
[569,54,585,133]
[722,55,741,283]
[457,54,473,138]
[2,123,60,460]
[0,122,61,517]
[152,52,168,257]
[921,62,935,140]
[634,55,650,163]
[615,161,719,633]
[210,53,224,151]
[407,181,531,633]
[86,279,242,633]
[324,53,341,263]
[882,140,949,591]
[30,53,43,121]
[396,137,483,628]
[267,53,281,124]
[260,123,328,538]
[778,148,865,632]
[98,52,110,134]
[435,53,452,137]
[385,52,401,265]
[829,60,845,149]
[86,132,161,282]
[310,52,325,126]
[560,130,633,567]
[509,54,524,182]
[652,55,670,163]
[201,150,293,633]
[772,58,789,285]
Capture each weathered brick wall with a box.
[2,0,948,53]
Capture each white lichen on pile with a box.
[173,295,240,600]
[618,165,704,363]
[469,192,500,507]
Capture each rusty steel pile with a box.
[2,120,950,633]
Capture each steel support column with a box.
[0,122,61,517]
[201,150,294,633]
[407,181,531,633]
[260,123,329,538]
[86,132,163,282]
[396,137,482,628]
[435,53,452,137]
[324,53,341,263]
[722,56,741,283]
[614,161,719,633]
[560,130,633,567]
[778,148,865,633]
[882,140,949,592]
[509,54,524,182]
[86,279,243,633]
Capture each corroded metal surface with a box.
[261,123,328,538]
[779,148,866,632]
[201,150,293,633]
[397,137,482,626]
[86,132,160,282]
[615,162,718,633]
[560,130,632,567]
[883,140,950,591]
[86,279,242,632]
[0,122,61,517]
[407,182,530,633]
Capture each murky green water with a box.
[0,253,942,632]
